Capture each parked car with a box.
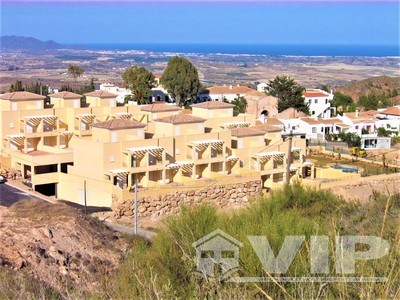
[0,175,6,183]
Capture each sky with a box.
[0,1,399,46]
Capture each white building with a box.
[303,89,334,119]
[99,83,131,103]
[361,134,391,150]
[199,85,255,102]
[257,82,268,92]
[279,117,343,141]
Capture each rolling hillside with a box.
[335,75,400,104]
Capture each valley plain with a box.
[1,47,399,92]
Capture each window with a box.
[312,111,315,115]
[387,124,390,129]
[325,99,328,104]
[312,127,317,133]
[321,127,324,132]
[314,99,318,104]
[355,126,359,130]
[9,122,14,129]
[309,99,312,104]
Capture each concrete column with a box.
[192,145,196,161]
[222,144,226,173]
[192,165,196,179]
[128,173,132,187]
[162,169,166,184]
[23,138,28,153]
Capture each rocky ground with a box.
[0,199,128,295]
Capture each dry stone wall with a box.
[112,180,262,219]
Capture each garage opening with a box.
[35,183,56,197]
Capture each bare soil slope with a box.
[0,200,128,294]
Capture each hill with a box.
[0,35,63,51]
[335,75,400,104]
[0,200,128,297]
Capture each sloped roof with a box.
[303,90,329,98]
[274,107,308,119]
[91,119,146,130]
[381,106,400,116]
[0,91,46,101]
[244,90,268,97]
[300,117,343,125]
[251,124,282,133]
[230,127,265,137]
[265,117,284,125]
[84,90,117,98]
[155,114,205,124]
[192,101,235,109]
[48,91,82,99]
[141,103,181,112]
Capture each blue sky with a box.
[0,1,398,46]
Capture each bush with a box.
[106,183,400,299]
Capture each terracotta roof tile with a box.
[274,107,308,119]
[251,124,282,132]
[303,90,329,98]
[84,90,117,98]
[141,103,181,112]
[301,117,343,125]
[155,114,205,124]
[48,91,82,99]
[230,127,265,137]
[91,119,145,130]
[0,91,46,101]
[265,117,284,125]
[381,106,400,116]
[192,101,235,109]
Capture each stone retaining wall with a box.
[112,180,262,219]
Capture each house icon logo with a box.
[192,229,243,280]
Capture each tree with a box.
[320,84,329,93]
[68,64,85,82]
[331,92,355,113]
[9,80,24,92]
[338,132,361,148]
[264,75,308,114]
[225,94,247,116]
[359,92,390,110]
[122,66,155,105]
[161,56,201,106]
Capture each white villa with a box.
[303,89,334,119]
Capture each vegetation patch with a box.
[104,183,400,299]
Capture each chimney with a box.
[355,109,359,118]
[229,85,233,90]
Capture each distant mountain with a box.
[0,35,64,51]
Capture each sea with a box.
[82,43,399,57]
